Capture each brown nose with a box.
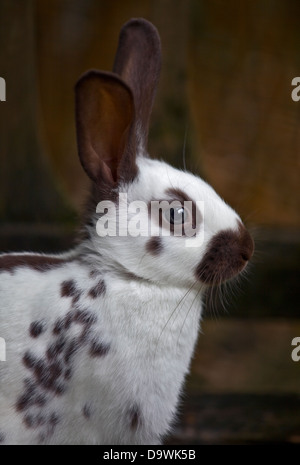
[195,222,254,285]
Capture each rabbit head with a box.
[75,18,254,288]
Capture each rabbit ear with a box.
[75,70,137,186]
[113,18,161,152]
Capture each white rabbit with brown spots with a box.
[0,19,254,445]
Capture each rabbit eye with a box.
[164,206,188,224]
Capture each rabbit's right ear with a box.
[113,18,161,153]
[75,70,137,186]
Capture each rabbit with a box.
[0,18,254,445]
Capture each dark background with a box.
[0,0,299,444]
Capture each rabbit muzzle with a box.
[195,222,254,285]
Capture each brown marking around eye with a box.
[165,187,199,236]
[148,188,200,238]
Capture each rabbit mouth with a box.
[194,223,254,285]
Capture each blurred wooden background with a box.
[0,0,299,444]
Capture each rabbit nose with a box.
[195,222,254,285]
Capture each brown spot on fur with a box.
[61,280,81,303]
[49,412,60,426]
[89,339,110,357]
[0,254,66,274]
[15,379,47,412]
[53,312,73,335]
[22,351,41,370]
[89,269,100,278]
[64,338,80,364]
[195,222,254,285]
[29,320,46,338]
[64,367,72,380]
[0,432,5,442]
[129,405,141,430]
[73,309,97,326]
[46,336,67,359]
[82,403,92,419]
[146,237,163,256]
[24,413,46,428]
[89,279,106,299]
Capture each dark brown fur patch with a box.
[0,254,65,274]
[46,336,67,359]
[89,340,110,357]
[73,309,97,326]
[82,403,92,419]
[129,405,141,430]
[61,280,81,303]
[146,236,163,256]
[29,320,46,338]
[195,222,254,284]
[23,413,46,428]
[22,351,40,370]
[53,312,73,335]
[64,338,80,364]
[15,379,47,412]
[89,279,106,299]
[0,432,5,442]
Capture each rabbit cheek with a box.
[195,223,254,284]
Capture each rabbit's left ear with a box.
[113,18,161,153]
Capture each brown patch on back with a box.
[29,320,47,338]
[89,279,106,299]
[195,222,254,285]
[0,254,66,274]
[146,237,163,256]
